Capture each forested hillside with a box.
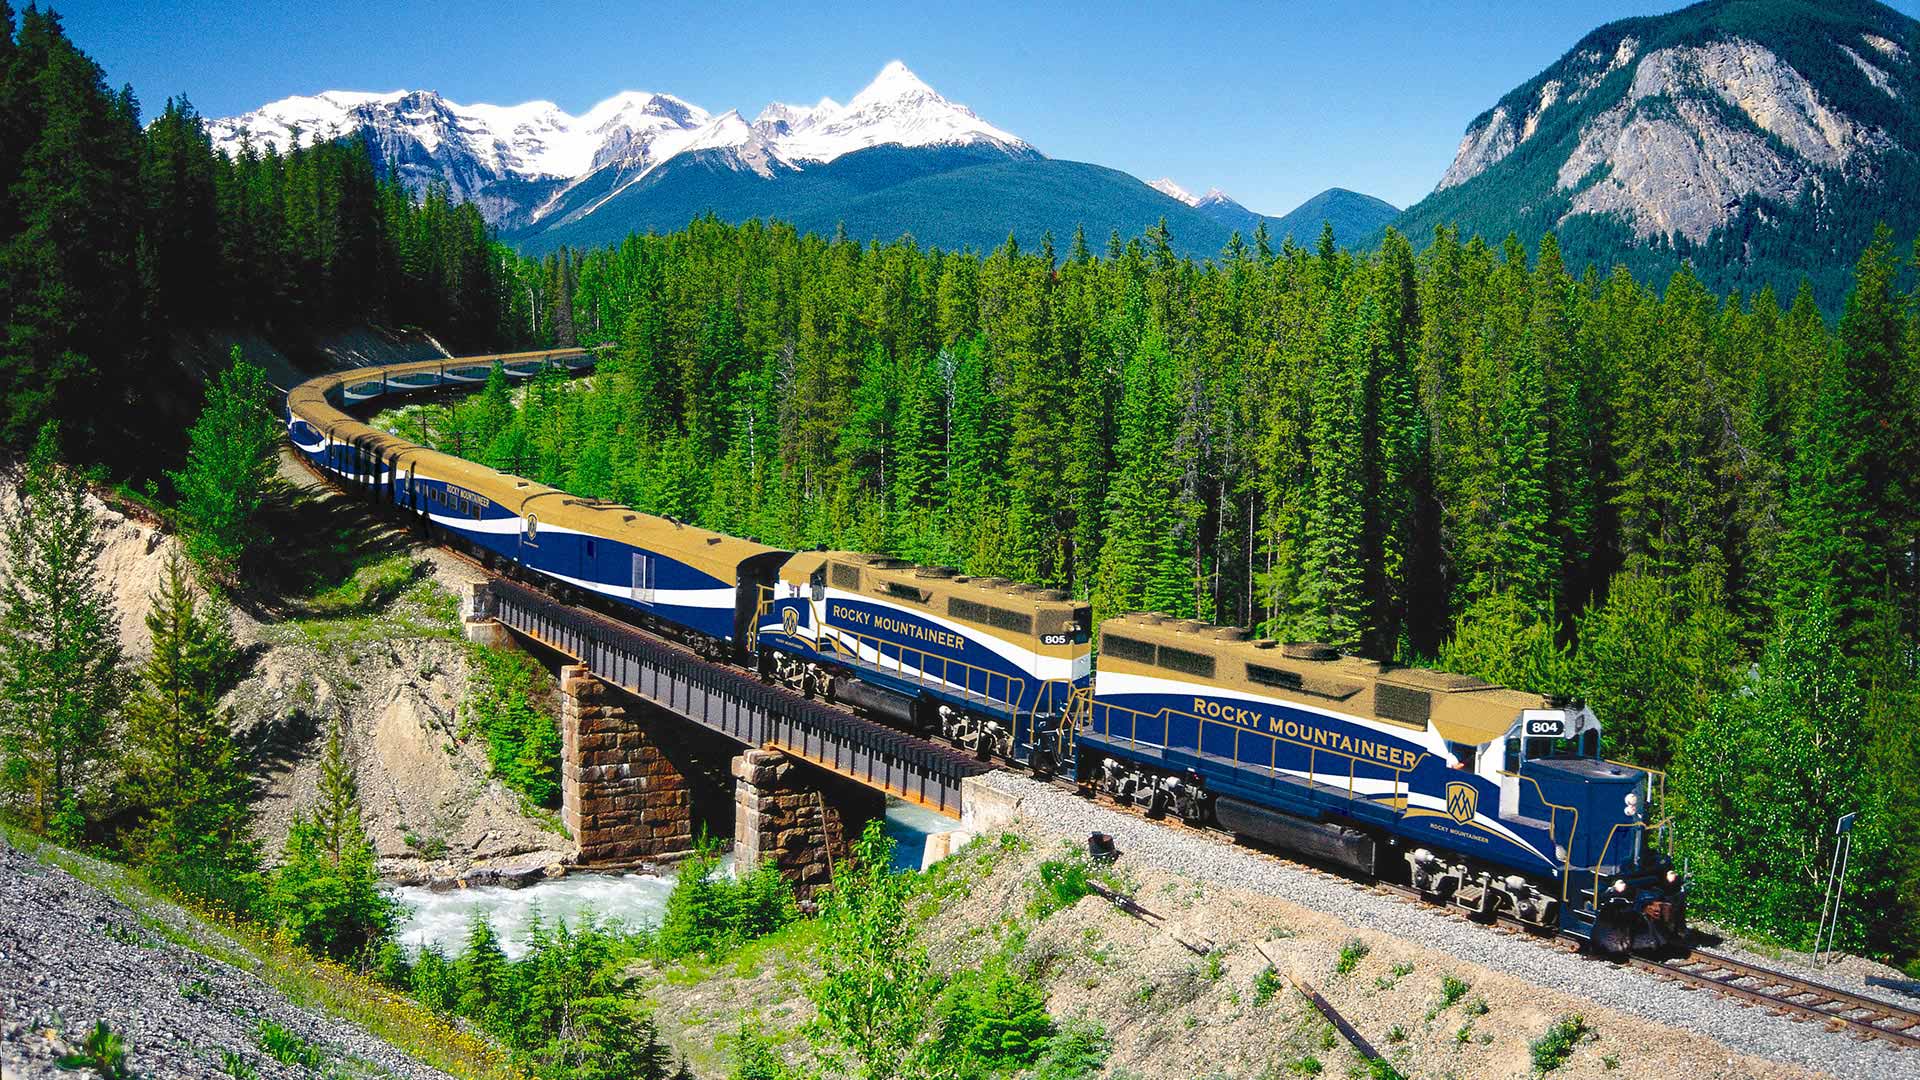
[401,217,1920,964]
[0,4,520,469]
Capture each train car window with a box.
[1504,736,1521,773]
[1072,606,1092,644]
[1102,634,1157,665]
[1580,728,1599,757]
[1159,645,1216,678]
[830,563,862,590]
[1246,663,1304,690]
[809,566,826,602]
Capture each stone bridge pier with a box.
[556,664,884,896]
[733,748,886,900]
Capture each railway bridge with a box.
[460,573,995,896]
[296,346,1001,898]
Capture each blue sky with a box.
[53,0,1920,215]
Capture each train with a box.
[286,348,1687,954]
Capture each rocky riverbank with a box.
[0,833,469,1080]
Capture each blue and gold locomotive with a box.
[1079,614,1685,952]
[288,352,1685,953]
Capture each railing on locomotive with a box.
[1093,697,1424,808]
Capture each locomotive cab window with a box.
[809,565,826,602]
[1446,741,1478,771]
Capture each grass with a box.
[5,825,518,1080]
[1253,966,1283,1006]
[1529,1015,1592,1074]
[255,1020,325,1068]
[1334,938,1370,976]
[55,1020,131,1079]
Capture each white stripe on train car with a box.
[537,568,736,610]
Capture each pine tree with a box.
[268,725,395,962]
[0,423,123,840]
[124,553,257,911]
[171,350,278,580]
[456,911,510,1030]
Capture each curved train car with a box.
[755,551,1092,763]
[1078,614,1686,952]
[285,350,791,652]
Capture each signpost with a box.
[1813,811,1857,967]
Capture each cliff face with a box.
[1397,0,1920,305]
[1,449,566,884]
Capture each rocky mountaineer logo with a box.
[781,605,800,636]
[1446,781,1478,825]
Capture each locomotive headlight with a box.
[1611,878,1629,895]
[1623,792,1640,818]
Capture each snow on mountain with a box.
[206,88,710,185]
[1147,177,1201,206]
[208,61,1028,228]
[1193,188,1237,209]
[770,60,1028,163]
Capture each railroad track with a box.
[1631,951,1920,1050]
[1052,776,1920,1052]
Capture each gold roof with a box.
[1096,612,1546,746]
[286,350,788,582]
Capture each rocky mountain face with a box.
[1397,0,1920,305]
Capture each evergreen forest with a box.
[0,4,514,463]
[416,217,1920,964]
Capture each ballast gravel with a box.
[0,837,454,1080]
[978,771,1920,1080]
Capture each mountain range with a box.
[209,0,1920,300]
[207,62,1395,257]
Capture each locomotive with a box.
[286,350,1687,954]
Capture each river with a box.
[391,797,958,958]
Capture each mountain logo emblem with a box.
[781,606,800,637]
[1445,782,1478,825]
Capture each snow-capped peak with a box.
[849,60,937,107]
[1195,187,1237,207]
[774,61,1028,164]
[1149,177,1201,206]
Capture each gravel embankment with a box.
[980,771,1920,1080]
[0,836,455,1080]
